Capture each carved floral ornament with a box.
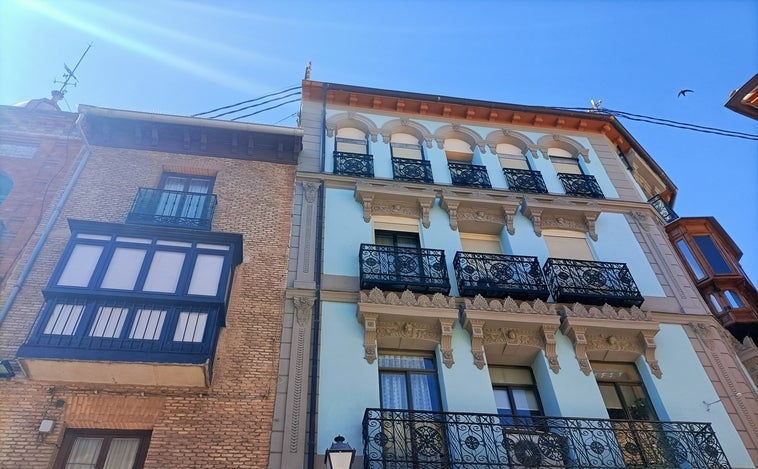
[559,304,662,378]
[357,288,458,368]
[521,196,601,241]
[439,190,520,235]
[354,182,436,228]
[462,296,561,373]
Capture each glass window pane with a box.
[44,304,84,335]
[196,243,229,251]
[512,389,540,412]
[380,372,409,409]
[409,373,441,411]
[58,244,103,287]
[676,239,706,280]
[494,389,512,414]
[500,155,530,170]
[65,437,103,468]
[102,438,140,469]
[188,178,211,194]
[489,367,534,386]
[101,248,146,290]
[163,176,186,191]
[188,254,224,296]
[173,312,208,342]
[89,307,129,338]
[378,355,434,370]
[129,309,166,340]
[391,142,422,160]
[725,290,744,308]
[709,294,723,312]
[694,236,731,274]
[143,251,185,293]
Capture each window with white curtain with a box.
[378,353,441,411]
[53,429,151,469]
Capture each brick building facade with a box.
[0,104,302,468]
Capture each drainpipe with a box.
[0,113,91,326]
[306,83,328,469]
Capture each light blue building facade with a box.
[269,81,758,469]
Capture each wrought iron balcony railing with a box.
[334,151,374,178]
[543,258,644,307]
[558,173,605,199]
[448,162,492,189]
[453,252,549,300]
[359,244,450,294]
[502,168,548,194]
[392,157,433,183]
[126,188,217,230]
[363,409,730,469]
[648,194,679,223]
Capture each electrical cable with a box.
[274,112,299,125]
[230,98,301,121]
[209,91,301,119]
[192,84,300,117]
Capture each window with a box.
[443,138,473,161]
[725,290,744,308]
[693,236,732,274]
[708,294,723,312]
[542,229,593,261]
[54,429,150,469]
[593,362,657,421]
[490,366,543,427]
[390,133,423,160]
[379,353,441,411]
[460,233,501,254]
[51,232,232,298]
[335,127,368,154]
[676,239,706,280]
[497,143,529,170]
[549,148,582,175]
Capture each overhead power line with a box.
[231,98,301,121]
[192,85,300,117]
[210,91,301,119]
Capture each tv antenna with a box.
[54,43,92,96]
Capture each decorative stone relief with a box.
[561,303,652,321]
[354,183,435,228]
[439,191,520,235]
[690,322,717,350]
[464,295,557,316]
[303,182,319,204]
[362,312,378,364]
[561,323,592,375]
[360,287,457,309]
[293,296,315,327]
[521,197,601,241]
[467,319,486,370]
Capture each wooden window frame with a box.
[53,429,151,469]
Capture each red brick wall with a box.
[0,141,295,468]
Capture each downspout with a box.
[307,83,328,469]
[0,112,91,326]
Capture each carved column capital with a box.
[361,312,378,364]
[439,318,456,369]
[302,182,320,204]
[542,326,560,374]
[639,329,662,378]
[293,296,315,327]
[561,322,591,375]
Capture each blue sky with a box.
[1,0,757,281]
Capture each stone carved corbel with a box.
[361,312,378,364]
[502,204,518,236]
[293,296,315,327]
[439,318,455,368]
[584,212,599,241]
[542,327,560,374]
[528,207,544,237]
[640,329,662,378]
[419,198,434,229]
[445,200,460,231]
[561,322,592,375]
[359,193,374,223]
[467,319,486,369]
[579,148,590,164]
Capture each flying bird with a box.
[678,89,694,98]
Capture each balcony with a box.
[17,298,221,387]
[543,258,644,307]
[453,252,549,300]
[392,157,433,183]
[502,168,548,194]
[334,151,374,178]
[558,173,605,199]
[649,194,679,223]
[363,409,730,469]
[126,188,217,230]
[359,244,450,294]
[448,162,492,189]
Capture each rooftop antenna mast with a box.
[54,43,92,96]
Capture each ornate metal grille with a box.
[363,409,731,469]
[448,162,492,189]
[392,157,433,183]
[557,173,605,198]
[334,151,374,178]
[502,168,548,194]
[542,258,644,307]
[359,244,450,294]
[648,194,679,223]
[453,252,549,300]
[126,188,217,230]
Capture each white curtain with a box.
[102,438,140,469]
[65,437,102,468]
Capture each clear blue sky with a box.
[2,0,757,281]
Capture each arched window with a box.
[497,143,530,170]
[390,132,423,160]
[0,174,12,205]
[548,147,582,175]
[335,127,368,154]
[444,138,473,161]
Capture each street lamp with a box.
[325,435,355,469]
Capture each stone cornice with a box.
[355,182,436,228]
[521,195,602,241]
[439,190,521,235]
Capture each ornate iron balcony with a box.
[649,194,679,223]
[543,258,644,307]
[448,162,492,189]
[359,244,450,294]
[453,252,549,300]
[392,157,433,183]
[502,168,548,194]
[334,151,374,178]
[363,409,730,469]
[126,188,217,230]
[558,173,605,198]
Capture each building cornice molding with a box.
[439,190,520,235]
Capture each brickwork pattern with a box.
[0,142,296,468]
